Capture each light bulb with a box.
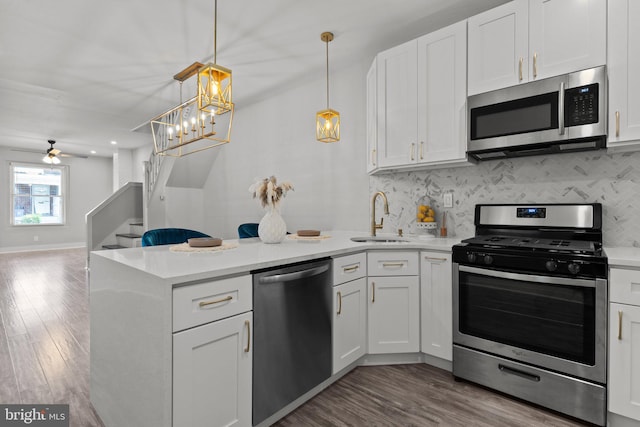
[168,127,174,140]
[325,120,333,130]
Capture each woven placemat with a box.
[169,242,239,252]
[287,234,331,240]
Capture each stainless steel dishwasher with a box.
[252,258,332,426]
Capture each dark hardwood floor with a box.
[0,248,587,427]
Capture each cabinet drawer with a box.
[333,253,367,285]
[610,268,640,306]
[367,251,419,276]
[173,275,252,332]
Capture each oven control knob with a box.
[568,263,581,275]
[483,255,494,265]
[545,260,558,272]
[467,253,477,263]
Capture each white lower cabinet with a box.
[333,277,367,373]
[367,275,420,354]
[173,311,252,427]
[420,251,452,361]
[367,251,420,354]
[609,266,640,423]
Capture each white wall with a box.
[133,145,152,183]
[0,148,112,251]
[201,59,371,239]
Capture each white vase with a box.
[258,207,287,243]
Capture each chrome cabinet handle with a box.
[244,320,251,353]
[558,82,565,136]
[337,291,342,315]
[616,111,620,137]
[343,265,359,273]
[518,57,523,81]
[371,282,375,303]
[199,295,232,308]
[425,256,447,262]
[618,310,623,340]
[533,52,538,79]
[410,143,415,161]
[419,141,424,160]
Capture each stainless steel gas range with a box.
[452,203,607,426]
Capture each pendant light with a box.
[316,32,340,143]
[149,0,234,157]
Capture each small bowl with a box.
[297,230,321,237]
[188,237,222,247]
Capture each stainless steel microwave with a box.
[467,66,607,161]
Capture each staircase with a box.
[101,221,144,249]
[86,182,144,266]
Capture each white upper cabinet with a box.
[416,20,467,165]
[468,0,528,95]
[608,0,640,151]
[468,0,606,95]
[366,59,378,172]
[376,39,418,168]
[529,0,606,80]
[370,21,469,172]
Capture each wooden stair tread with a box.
[115,233,142,238]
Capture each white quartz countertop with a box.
[604,246,640,269]
[91,230,462,283]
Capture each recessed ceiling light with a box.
[110,140,117,145]
[90,150,97,154]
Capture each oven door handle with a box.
[458,265,596,288]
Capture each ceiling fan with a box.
[10,139,89,163]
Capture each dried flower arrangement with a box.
[249,176,294,209]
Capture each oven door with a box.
[453,264,607,384]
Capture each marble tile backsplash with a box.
[369,150,640,247]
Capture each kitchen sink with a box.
[350,236,409,243]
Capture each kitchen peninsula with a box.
[89,231,459,427]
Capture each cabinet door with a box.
[467,0,528,95]
[609,303,640,421]
[366,59,378,173]
[376,39,418,167]
[368,276,420,354]
[417,21,467,164]
[608,0,640,148]
[333,278,367,374]
[420,252,452,361]
[173,312,252,427]
[529,0,606,81]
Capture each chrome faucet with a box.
[371,191,389,236]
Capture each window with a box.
[10,163,68,225]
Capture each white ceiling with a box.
[0,0,508,158]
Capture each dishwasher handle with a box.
[258,263,330,284]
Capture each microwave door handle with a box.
[558,81,565,135]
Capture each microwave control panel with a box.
[565,83,599,127]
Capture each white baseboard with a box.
[0,242,86,254]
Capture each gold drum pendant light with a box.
[150,0,234,157]
[316,32,340,143]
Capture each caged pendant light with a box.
[149,0,234,157]
[316,32,340,143]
